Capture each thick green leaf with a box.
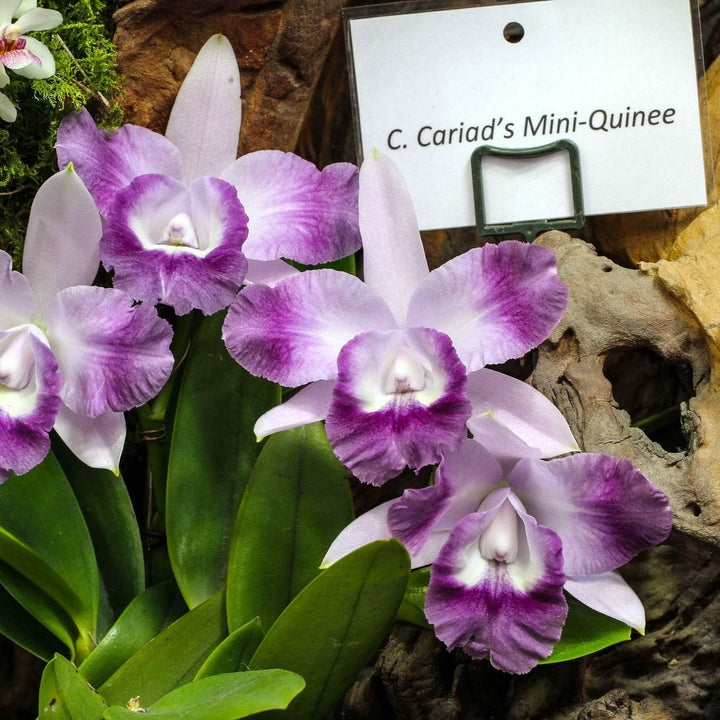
[80,583,186,689]
[38,655,107,720]
[540,594,632,664]
[195,617,264,679]
[250,540,410,720]
[395,567,432,629]
[0,579,67,661]
[53,438,145,622]
[0,454,98,653]
[166,311,281,608]
[99,592,227,707]
[226,423,353,632]
[103,670,304,720]
[0,559,76,655]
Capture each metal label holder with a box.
[471,139,585,241]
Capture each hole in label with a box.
[503,22,524,43]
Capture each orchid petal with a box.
[101,173,248,315]
[407,241,568,371]
[165,34,241,183]
[0,63,9,86]
[22,166,102,314]
[0,328,61,477]
[0,89,14,122]
[14,7,61,32]
[466,368,579,458]
[14,1,36,17]
[56,108,184,216]
[44,285,174,417]
[53,404,126,474]
[466,414,542,475]
[325,327,471,485]
[359,150,428,326]
[388,438,503,555]
[222,150,361,264]
[0,251,34,329]
[565,571,645,632]
[510,454,673,576]
[223,269,396,386]
[254,380,334,440]
[8,36,53,78]
[244,258,299,287]
[425,495,567,674]
[0,46,39,70]
[0,1,21,24]
[321,499,395,567]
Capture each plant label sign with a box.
[345,0,710,231]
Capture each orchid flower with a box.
[0,0,61,79]
[222,151,568,485]
[323,374,673,673]
[0,0,61,122]
[0,166,174,481]
[55,34,360,315]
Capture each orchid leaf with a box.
[540,594,632,664]
[0,559,76,656]
[0,573,69,661]
[395,566,432,629]
[79,583,186,689]
[99,591,227,707]
[166,310,281,609]
[226,422,353,632]
[0,454,98,652]
[38,654,107,720]
[195,617,264,679]
[53,437,145,623]
[102,669,305,720]
[250,539,410,720]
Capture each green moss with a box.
[0,0,124,265]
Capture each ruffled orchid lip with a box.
[325,327,472,485]
[0,326,62,478]
[101,173,249,315]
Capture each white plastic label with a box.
[346,0,709,230]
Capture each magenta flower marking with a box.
[324,382,673,673]
[222,151,568,485]
[0,167,174,480]
[56,34,361,314]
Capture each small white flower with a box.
[0,0,61,120]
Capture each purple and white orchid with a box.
[55,34,360,315]
[222,151,568,485]
[0,166,174,481]
[323,373,673,673]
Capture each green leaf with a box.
[38,654,107,720]
[226,423,353,632]
[102,670,305,720]
[195,617,264,679]
[53,438,145,623]
[99,592,227,707]
[540,594,632,664]
[395,567,432,629]
[0,579,67,661]
[79,583,186,689]
[0,559,76,655]
[0,454,99,652]
[166,310,281,608]
[250,540,410,720]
